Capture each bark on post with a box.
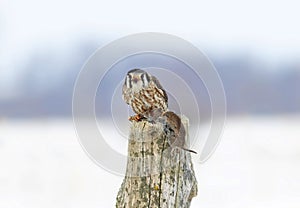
[116,116,198,208]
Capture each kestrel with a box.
[122,69,168,122]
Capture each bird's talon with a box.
[129,115,143,122]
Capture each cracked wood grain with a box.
[116,116,198,208]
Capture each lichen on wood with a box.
[116,116,198,208]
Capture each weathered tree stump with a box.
[116,116,198,208]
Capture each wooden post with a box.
[116,116,198,208]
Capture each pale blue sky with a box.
[0,0,300,95]
[1,0,300,69]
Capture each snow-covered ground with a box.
[0,116,299,208]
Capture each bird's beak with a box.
[132,77,138,83]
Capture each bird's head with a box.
[125,69,151,92]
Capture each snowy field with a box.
[0,116,300,208]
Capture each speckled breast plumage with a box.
[126,83,168,117]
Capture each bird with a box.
[122,69,168,122]
[160,111,197,154]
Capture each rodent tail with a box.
[183,148,197,154]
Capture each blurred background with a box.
[0,0,300,207]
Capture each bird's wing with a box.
[151,75,168,103]
[122,83,130,105]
